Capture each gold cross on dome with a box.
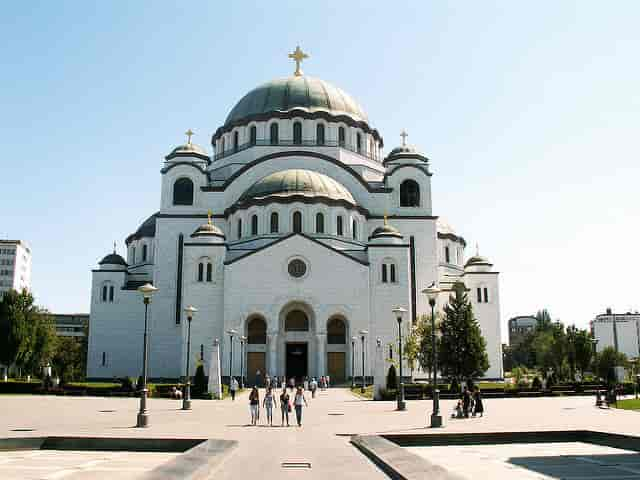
[400,130,408,146]
[288,45,309,76]
[185,129,194,144]
[113,241,116,254]
[383,211,388,225]
[207,209,213,225]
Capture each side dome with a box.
[224,76,368,127]
[237,169,355,205]
[465,255,492,267]
[384,144,429,164]
[126,213,158,245]
[99,253,127,269]
[165,143,210,162]
[368,224,403,240]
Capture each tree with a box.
[192,363,207,397]
[403,326,420,378]
[52,337,84,384]
[416,314,440,380]
[0,289,48,376]
[595,346,627,386]
[535,309,553,331]
[573,328,594,378]
[26,312,58,376]
[438,282,489,383]
[386,364,397,391]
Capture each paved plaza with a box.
[1,389,639,478]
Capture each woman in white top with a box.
[293,386,308,427]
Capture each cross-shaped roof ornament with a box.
[113,241,116,254]
[207,209,213,225]
[288,45,309,77]
[185,129,194,145]
[400,130,408,146]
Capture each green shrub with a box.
[531,376,542,390]
[192,364,207,397]
[386,365,398,391]
[450,378,460,394]
[120,377,135,392]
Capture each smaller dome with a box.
[191,222,225,239]
[238,169,355,205]
[368,219,403,242]
[169,143,208,157]
[465,255,492,267]
[99,253,127,267]
[126,213,158,245]
[384,143,429,165]
[388,145,420,156]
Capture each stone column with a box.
[268,333,278,377]
[207,339,222,399]
[316,333,326,378]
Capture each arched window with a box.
[293,211,302,233]
[270,212,279,233]
[221,137,225,154]
[382,264,388,283]
[108,285,114,302]
[400,180,420,207]
[142,244,147,262]
[356,133,362,153]
[233,131,239,152]
[198,263,204,282]
[327,317,346,344]
[173,178,194,206]
[336,215,344,236]
[270,123,279,145]
[247,317,267,344]
[382,260,397,283]
[352,219,358,240]
[315,212,325,233]
[390,264,396,283]
[206,263,212,282]
[477,288,482,303]
[484,287,489,303]
[338,127,346,147]
[445,246,450,263]
[102,285,108,302]
[250,125,257,145]
[131,246,136,264]
[316,124,325,145]
[102,352,106,366]
[293,122,302,145]
[237,219,242,239]
[285,310,309,332]
[251,214,258,236]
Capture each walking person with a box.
[293,386,308,427]
[263,386,275,426]
[280,387,291,427]
[230,377,239,401]
[473,386,484,417]
[462,386,471,418]
[249,386,260,426]
[310,377,318,399]
[288,377,295,392]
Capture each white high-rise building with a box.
[0,240,32,295]
[592,308,640,359]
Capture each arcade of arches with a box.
[243,307,349,385]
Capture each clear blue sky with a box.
[2,1,638,339]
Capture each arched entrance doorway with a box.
[285,309,309,381]
[246,316,267,386]
[327,316,347,383]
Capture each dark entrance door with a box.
[286,343,308,382]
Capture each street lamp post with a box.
[240,336,246,390]
[422,285,442,428]
[359,330,368,393]
[351,336,357,389]
[227,329,236,390]
[182,305,197,411]
[392,307,408,411]
[136,283,158,428]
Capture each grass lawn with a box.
[350,385,373,400]
[66,382,121,388]
[614,398,640,411]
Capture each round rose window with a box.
[288,259,307,278]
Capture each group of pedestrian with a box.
[248,385,309,427]
[452,386,484,419]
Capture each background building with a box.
[51,313,89,338]
[0,240,31,295]
[508,315,537,346]
[592,308,640,359]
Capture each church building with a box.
[87,48,503,383]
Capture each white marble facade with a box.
[87,61,503,383]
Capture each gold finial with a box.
[400,130,408,147]
[185,129,194,145]
[207,209,213,225]
[288,45,309,77]
[383,211,388,226]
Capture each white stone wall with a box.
[593,315,640,358]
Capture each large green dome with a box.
[224,76,368,126]
[238,169,355,205]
